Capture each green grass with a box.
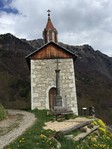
[5,110,112,149]
[59,133,112,149]
[5,109,57,149]
[60,119,112,149]
[0,104,8,121]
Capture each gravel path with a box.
[0,109,36,149]
[44,117,94,131]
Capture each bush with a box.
[0,104,8,121]
[93,119,109,135]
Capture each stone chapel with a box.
[26,11,78,114]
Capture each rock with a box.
[80,126,88,132]
[65,135,74,139]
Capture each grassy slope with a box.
[5,110,112,149]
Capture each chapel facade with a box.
[26,11,78,114]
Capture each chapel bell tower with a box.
[25,10,78,115]
[43,10,58,43]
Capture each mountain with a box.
[0,33,34,109]
[62,43,112,124]
[0,33,112,124]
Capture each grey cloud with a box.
[0,0,112,56]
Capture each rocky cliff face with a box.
[0,33,112,124]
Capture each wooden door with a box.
[49,87,56,109]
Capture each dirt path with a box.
[0,109,36,149]
[44,117,94,131]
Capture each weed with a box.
[0,104,8,121]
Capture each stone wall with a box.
[31,58,78,114]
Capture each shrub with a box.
[93,119,110,135]
[0,104,8,121]
[97,119,106,129]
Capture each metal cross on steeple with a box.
[47,9,51,17]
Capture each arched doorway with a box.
[49,87,56,109]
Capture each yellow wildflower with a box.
[40,134,47,139]
[91,137,97,142]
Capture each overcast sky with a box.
[0,0,112,56]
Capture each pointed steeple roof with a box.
[45,17,55,31]
[43,10,58,44]
[45,10,55,31]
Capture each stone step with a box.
[73,125,99,141]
